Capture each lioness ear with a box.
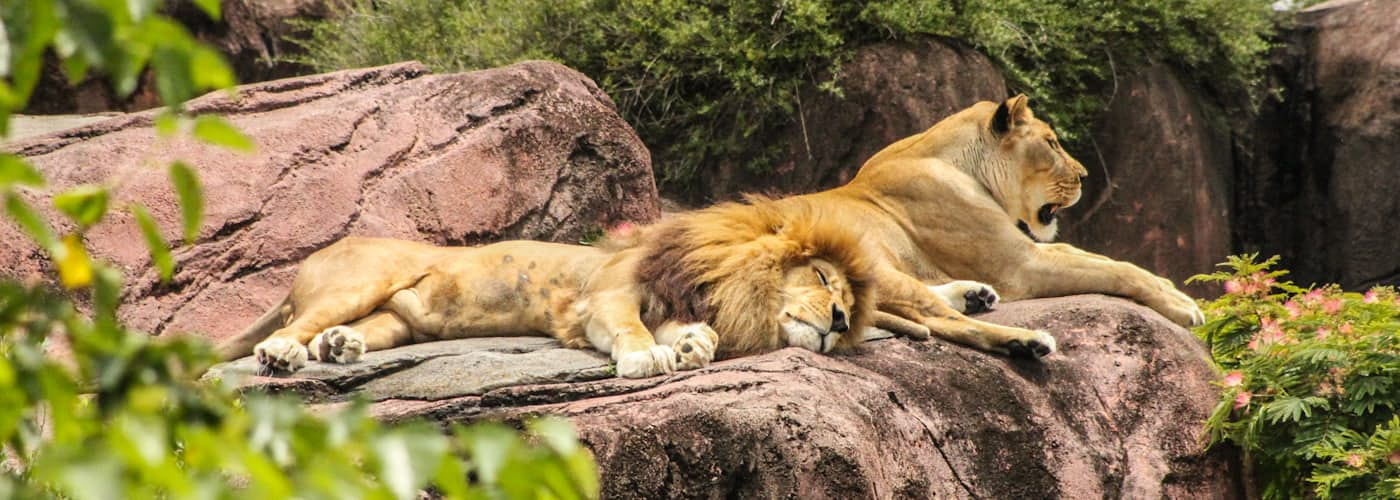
[1008,94,1032,125]
[991,94,1032,135]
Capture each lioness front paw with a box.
[930,280,1000,314]
[1151,286,1206,327]
[253,337,308,374]
[1003,330,1057,360]
[615,345,678,378]
[670,323,719,370]
[309,326,366,364]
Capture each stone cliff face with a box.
[3,61,658,345]
[210,295,1242,499]
[24,2,1400,294]
[1234,0,1400,291]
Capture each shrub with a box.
[2,1,597,498]
[1190,255,1400,499]
[291,0,1284,198]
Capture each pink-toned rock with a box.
[3,61,659,344]
[27,0,335,114]
[1235,0,1400,291]
[218,295,1242,498]
[691,38,1009,202]
[1058,65,1233,298]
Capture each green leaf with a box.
[130,204,173,281]
[150,47,195,107]
[192,0,223,21]
[189,46,236,91]
[192,115,253,151]
[372,426,449,500]
[461,424,520,485]
[0,154,45,188]
[528,417,581,455]
[52,184,109,228]
[168,161,202,244]
[4,192,58,252]
[155,112,179,137]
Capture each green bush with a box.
[2,2,597,498]
[291,0,1283,197]
[1190,255,1400,499]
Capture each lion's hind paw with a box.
[931,280,1000,314]
[253,337,309,375]
[309,326,367,364]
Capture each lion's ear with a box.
[991,94,1033,135]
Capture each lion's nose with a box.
[830,304,849,333]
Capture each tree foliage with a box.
[1191,255,1400,499]
[1,2,597,498]
[291,0,1286,197]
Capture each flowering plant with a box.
[1190,255,1400,499]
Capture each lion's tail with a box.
[214,294,292,361]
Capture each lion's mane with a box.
[631,196,875,356]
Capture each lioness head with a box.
[778,258,856,353]
[988,95,1089,242]
[634,197,874,357]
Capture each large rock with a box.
[1234,0,1400,290]
[2,61,659,344]
[217,295,1243,499]
[690,38,1009,202]
[26,0,335,114]
[1058,65,1234,298]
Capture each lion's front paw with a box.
[1151,286,1206,327]
[930,280,1000,314]
[309,326,367,364]
[670,323,719,370]
[615,345,678,378]
[1003,330,1057,360]
[253,337,308,374]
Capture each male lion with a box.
[218,197,1010,377]
[757,94,1203,355]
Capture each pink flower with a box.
[1233,391,1252,410]
[1223,371,1244,387]
[1304,289,1325,303]
[1364,289,1379,304]
[1316,327,1331,341]
[1346,453,1365,468]
[1340,322,1354,335]
[1388,450,1400,465]
[1224,279,1243,295]
[1323,298,1343,315]
[1284,300,1301,319]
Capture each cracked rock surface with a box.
[219,294,1242,499]
[2,61,658,344]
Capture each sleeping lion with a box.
[217,196,1023,378]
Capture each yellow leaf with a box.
[57,233,93,289]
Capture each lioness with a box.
[758,94,1203,350]
[218,195,1019,377]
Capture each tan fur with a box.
[626,196,874,357]
[754,94,1203,346]
[220,199,872,377]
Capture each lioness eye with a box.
[815,268,829,287]
[1045,137,1059,149]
